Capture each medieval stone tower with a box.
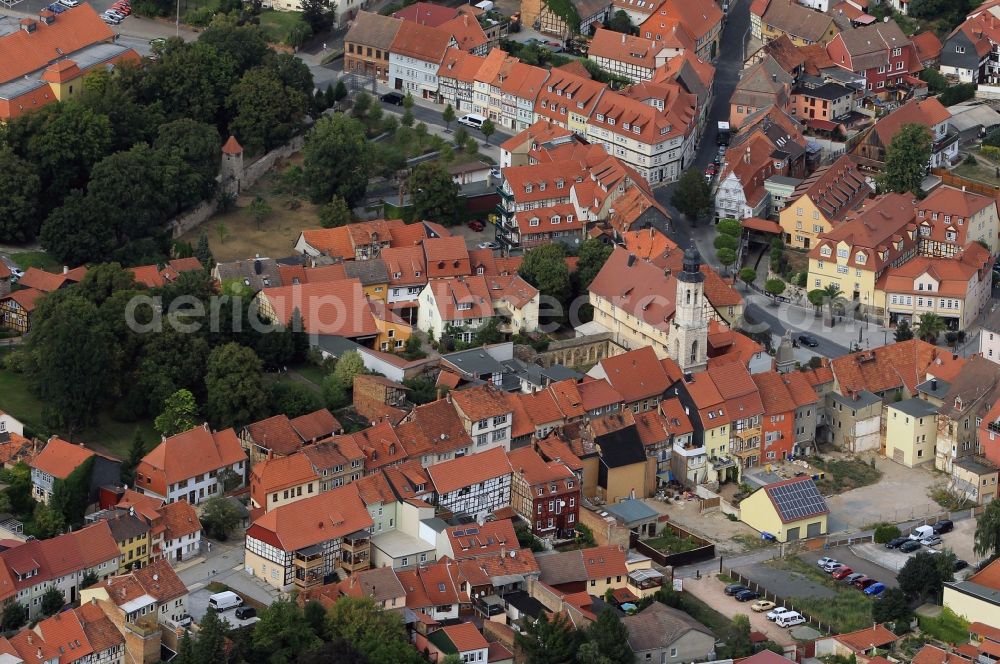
[673,245,708,373]
[220,135,244,196]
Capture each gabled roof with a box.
[259,279,379,338]
[0,4,114,84]
[830,339,963,396]
[451,383,512,422]
[441,14,488,53]
[508,446,575,488]
[536,545,627,585]
[834,19,911,71]
[245,414,302,456]
[345,10,403,49]
[30,437,96,480]
[761,0,837,42]
[874,97,950,147]
[17,267,83,293]
[426,446,511,494]
[790,153,872,223]
[338,565,406,602]
[389,20,453,62]
[639,0,722,42]
[136,425,245,498]
[446,519,518,559]
[250,453,318,498]
[247,483,372,552]
[624,602,713,652]
[290,408,342,441]
[393,1,458,27]
[834,624,899,651]
[592,345,670,403]
[159,499,201,542]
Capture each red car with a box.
[831,567,853,580]
[852,576,874,589]
[112,3,130,13]
[468,219,485,232]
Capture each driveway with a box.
[823,456,940,534]
[188,588,261,627]
[680,574,796,646]
[177,535,280,609]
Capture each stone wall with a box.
[525,333,624,370]
[578,505,631,550]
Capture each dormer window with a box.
[457,302,472,311]
[623,122,630,130]
[820,246,832,257]
[855,252,866,264]
[567,214,574,222]
[633,125,641,135]
[393,272,402,279]
[596,113,605,121]
[837,247,848,259]
[529,217,540,227]
[608,118,616,125]
[525,184,533,193]
[946,231,957,241]
[556,178,564,188]
[551,215,560,224]
[539,182,546,191]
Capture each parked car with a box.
[477,241,500,250]
[112,5,132,15]
[954,559,969,571]
[489,167,501,179]
[175,614,192,627]
[797,333,819,347]
[704,164,717,176]
[855,577,878,590]
[864,582,887,596]
[47,4,67,13]
[932,520,954,534]
[843,573,864,584]
[776,612,806,628]
[885,536,909,549]
[850,575,871,589]
[104,9,125,19]
[816,557,837,568]
[467,219,485,232]
[766,607,793,621]
[920,535,943,547]
[724,584,749,596]
[101,13,122,23]
[751,600,775,613]
[379,91,405,105]
[59,0,80,6]
[831,567,853,580]
[822,561,844,573]
[899,540,922,553]
[910,525,934,541]
[234,606,257,620]
[735,589,760,602]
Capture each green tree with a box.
[453,126,469,147]
[201,496,241,540]
[39,190,116,265]
[195,232,215,269]
[320,196,352,228]
[303,114,371,206]
[739,267,757,289]
[877,123,932,195]
[515,611,579,664]
[120,429,146,489]
[300,0,329,32]
[807,288,826,316]
[155,388,200,437]
[3,462,33,517]
[481,118,496,144]
[717,218,742,237]
[2,602,27,631]
[671,168,712,220]
[228,67,308,153]
[204,343,268,428]
[252,601,322,663]
[606,8,633,32]
[401,334,426,361]
[41,587,65,616]
[333,80,348,102]
[765,278,786,300]
[939,82,976,106]
[872,587,913,626]
[76,263,137,304]
[268,381,322,418]
[303,600,329,640]
[402,375,436,404]
[326,597,424,664]
[332,351,365,389]
[32,502,66,539]
[714,234,738,251]
[401,108,415,128]
[976,500,1000,558]
[898,551,950,602]
[193,603,228,664]
[717,247,737,272]
[894,319,914,342]
[408,161,462,225]
[874,524,902,543]
[0,147,41,242]
[581,607,632,664]
[916,313,947,343]
[442,103,456,130]
[247,196,273,229]
[822,283,846,324]
[519,243,572,311]
[154,118,222,210]
[576,238,613,290]
[50,456,94,527]
[27,295,116,433]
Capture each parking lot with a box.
[849,517,978,577]
[187,587,260,628]
[798,549,898,588]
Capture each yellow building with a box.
[105,513,152,572]
[808,193,917,313]
[779,155,872,250]
[885,398,938,467]
[943,558,1000,625]
[739,476,828,542]
[249,453,320,512]
[344,261,389,303]
[950,457,999,506]
[758,0,839,46]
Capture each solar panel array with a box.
[768,480,828,521]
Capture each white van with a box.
[208,591,243,611]
[776,612,806,627]
[910,525,934,541]
[458,113,486,129]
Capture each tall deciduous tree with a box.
[154,118,222,209]
[581,608,633,664]
[39,191,116,266]
[303,114,371,206]
[252,601,322,663]
[0,148,41,242]
[519,243,572,309]
[408,161,462,225]
[442,103,456,129]
[200,496,241,540]
[514,611,579,664]
[877,123,932,195]
[155,389,200,436]
[671,168,711,220]
[192,603,228,664]
[204,343,268,428]
[898,551,951,602]
[320,196,352,228]
[481,118,495,144]
[976,500,1000,559]
[576,238,613,291]
[228,67,308,153]
[326,597,424,664]
[28,294,116,433]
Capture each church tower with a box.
[673,245,708,373]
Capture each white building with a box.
[388,21,455,100]
[451,384,514,452]
[134,425,247,505]
[0,410,23,436]
[426,447,512,521]
[417,276,496,344]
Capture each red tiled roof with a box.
[446,519,518,559]
[427,447,511,494]
[259,279,379,338]
[290,408,342,441]
[136,425,245,498]
[389,20,453,62]
[250,453,318,498]
[451,384,512,422]
[830,339,964,396]
[441,622,489,652]
[595,346,670,403]
[508,446,575,487]
[425,276,495,321]
[159,499,201,542]
[393,1,457,26]
[441,14,488,52]
[247,483,372,552]
[834,624,899,651]
[874,98,950,148]
[30,437,96,479]
[245,414,302,456]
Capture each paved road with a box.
[657,0,750,261]
[742,297,852,358]
[177,536,280,608]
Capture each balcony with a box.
[988,421,1000,435]
[673,442,707,457]
[340,530,372,575]
[293,545,325,590]
[729,443,760,459]
[496,186,514,201]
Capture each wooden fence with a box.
[722,567,835,635]
[930,168,1000,196]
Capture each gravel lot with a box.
[732,561,835,600]
[679,575,796,646]
[824,457,940,533]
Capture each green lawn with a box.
[677,593,732,635]
[918,608,969,644]
[258,9,306,43]
[765,556,875,632]
[292,362,327,386]
[954,161,1000,186]
[810,457,882,494]
[9,251,60,273]
[643,529,702,553]
[0,349,156,457]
